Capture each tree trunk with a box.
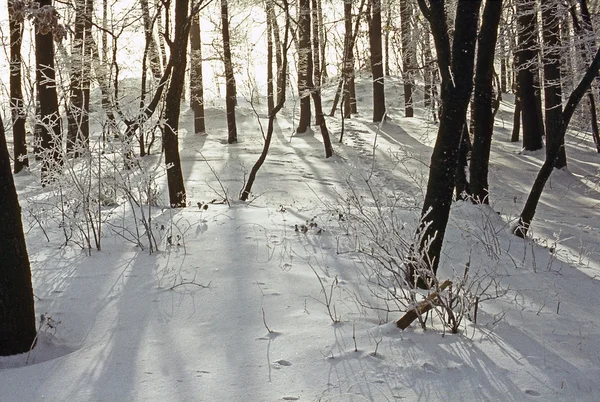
[343,0,353,118]
[570,0,600,152]
[222,0,237,143]
[190,13,206,134]
[297,0,312,133]
[0,114,37,356]
[470,0,503,204]
[311,0,321,92]
[266,3,284,105]
[409,0,482,287]
[515,47,600,238]
[511,94,521,142]
[36,0,62,185]
[156,0,168,69]
[8,1,28,173]
[162,0,190,208]
[141,0,162,79]
[515,0,544,151]
[541,0,566,169]
[67,0,92,158]
[500,33,508,93]
[266,1,274,116]
[240,1,291,201]
[368,0,385,123]
[317,0,327,80]
[400,0,414,117]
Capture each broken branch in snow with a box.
[396,279,452,330]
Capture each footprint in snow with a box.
[272,359,292,369]
[525,390,541,397]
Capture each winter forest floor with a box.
[1,78,600,401]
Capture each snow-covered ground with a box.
[1,78,600,401]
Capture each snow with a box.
[1,78,600,401]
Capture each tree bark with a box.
[162,0,190,208]
[400,0,414,117]
[515,46,600,238]
[409,0,482,287]
[141,0,163,79]
[190,13,206,134]
[67,0,92,158]
[266,0,274,116]
[222,0,237,143]
[297,0,312,133]
[0,114,37,356]
[515,0,545,151]
[36,0,62,185]
[541,0,566,169]
[8,0,28,173]
[470,0,503,204]
[368,0,386,123]
[240,1,291,201]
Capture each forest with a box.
[1,0,600,400]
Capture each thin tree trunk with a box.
[470,0,503,204]
[515,47,600,238]
[36,0,62,185]
[67,0,92,158]
[400,0,414,117]
[266,1,274,116]
[190,13,206,133]
[267,3,284,105]
[297,0,312,133]
[516,0,544,151]
[163,0,190,208]
[317,0,327,80]
[368,0,385,123]
[8,1,28,173]
[141,0,162,79]
[222,0,237,143]
[156,0,168,69]
[512,92,521,142]
[0,114,37,356]
[541,0,566,169]
[240,1,291,201]
[311,0,321,93]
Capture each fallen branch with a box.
[396,279,452,330]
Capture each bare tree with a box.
[190,12,206,133]
[0,114,37,356]
[8,0,28,173]
[222,0,237,143]
[368,0,386,122]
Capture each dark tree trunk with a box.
[240,1,291,201]
[222,0,237,143]
[511,94,521,142]
[297,0,312,133]
[36,0,62,185]
[400,0,414,117]
[67,0,92,158]
[0,114,37,356]
[267,3,284,105]
[515,0,544,151]
[368,0,386,123]
[541,0,566,169]
[455,125,472,200]
[470,0,503,204]
[141,0,162,79]
[190,13,206,134]
[266,0,274,116]
[343,0,353,118]
[162,0,190,208]
[8,1,28,173]
[409,0,482,287]
[384,4,391,76]
[570,0,600,152]
[515,47,600,238]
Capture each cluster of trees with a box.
[1,0,599,354]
